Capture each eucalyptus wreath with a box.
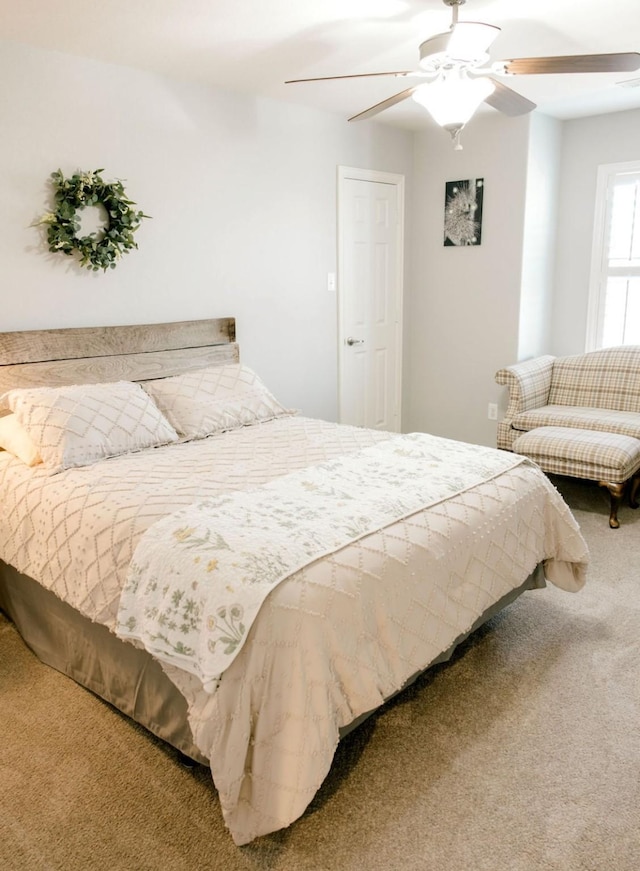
[39,169,149,272]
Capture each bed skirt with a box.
[0,559,547,763]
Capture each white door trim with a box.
[337,165,405,430]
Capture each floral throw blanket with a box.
[116,432,525,691]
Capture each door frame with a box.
[336,165,405,430]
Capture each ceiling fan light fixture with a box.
[287,0,629,132]
[412,69,495,128]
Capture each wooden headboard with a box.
[0,318,238,396]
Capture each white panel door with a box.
[338,167,404,431]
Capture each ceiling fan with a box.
[285,0,640,149]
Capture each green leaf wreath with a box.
[38,169,149,272]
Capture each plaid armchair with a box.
[495,346,640,451]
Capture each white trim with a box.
[337,166,405,430]
[586,159,640,350]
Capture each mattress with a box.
[0,415,589,844]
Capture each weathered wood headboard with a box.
[0,318,238,396]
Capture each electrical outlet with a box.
[487,402,498,421]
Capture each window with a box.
[586,161,640,350]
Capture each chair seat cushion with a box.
[511,405,640,439]
[512,426,640,482]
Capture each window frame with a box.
[586,159,640,351]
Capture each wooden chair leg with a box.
[600,481,625,528]
[629,473,640,509]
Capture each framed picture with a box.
[444,178,484,246]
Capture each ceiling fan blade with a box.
[483,78,536,116]
[348,87,418,122]
[502,52,640,76]
[285,70,413,84]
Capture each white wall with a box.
[552,107,640,355]
[0,40,414,422]
[518,113,562,360]
[6,37,631,446]
[404,112,532,446]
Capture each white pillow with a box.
[142,364,293,440]
[0,414,42,466]
[1,381,179,474]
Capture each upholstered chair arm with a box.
[495,355,555,420]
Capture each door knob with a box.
[346,336,365,346]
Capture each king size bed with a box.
[0,317,589,845]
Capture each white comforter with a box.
[0,417,589,844]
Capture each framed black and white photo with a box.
[444,178,484,246]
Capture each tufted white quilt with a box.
[0,416,589,844]
[117,433,539,690]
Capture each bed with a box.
[0,317,589,845]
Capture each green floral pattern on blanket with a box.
[116,433,525,691]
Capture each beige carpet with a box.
[1,476,639,871]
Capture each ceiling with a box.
[2,0,640,130]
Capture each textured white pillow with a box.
[142,364,293,440]
[1,381,179,474]
[0,413,42,466]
